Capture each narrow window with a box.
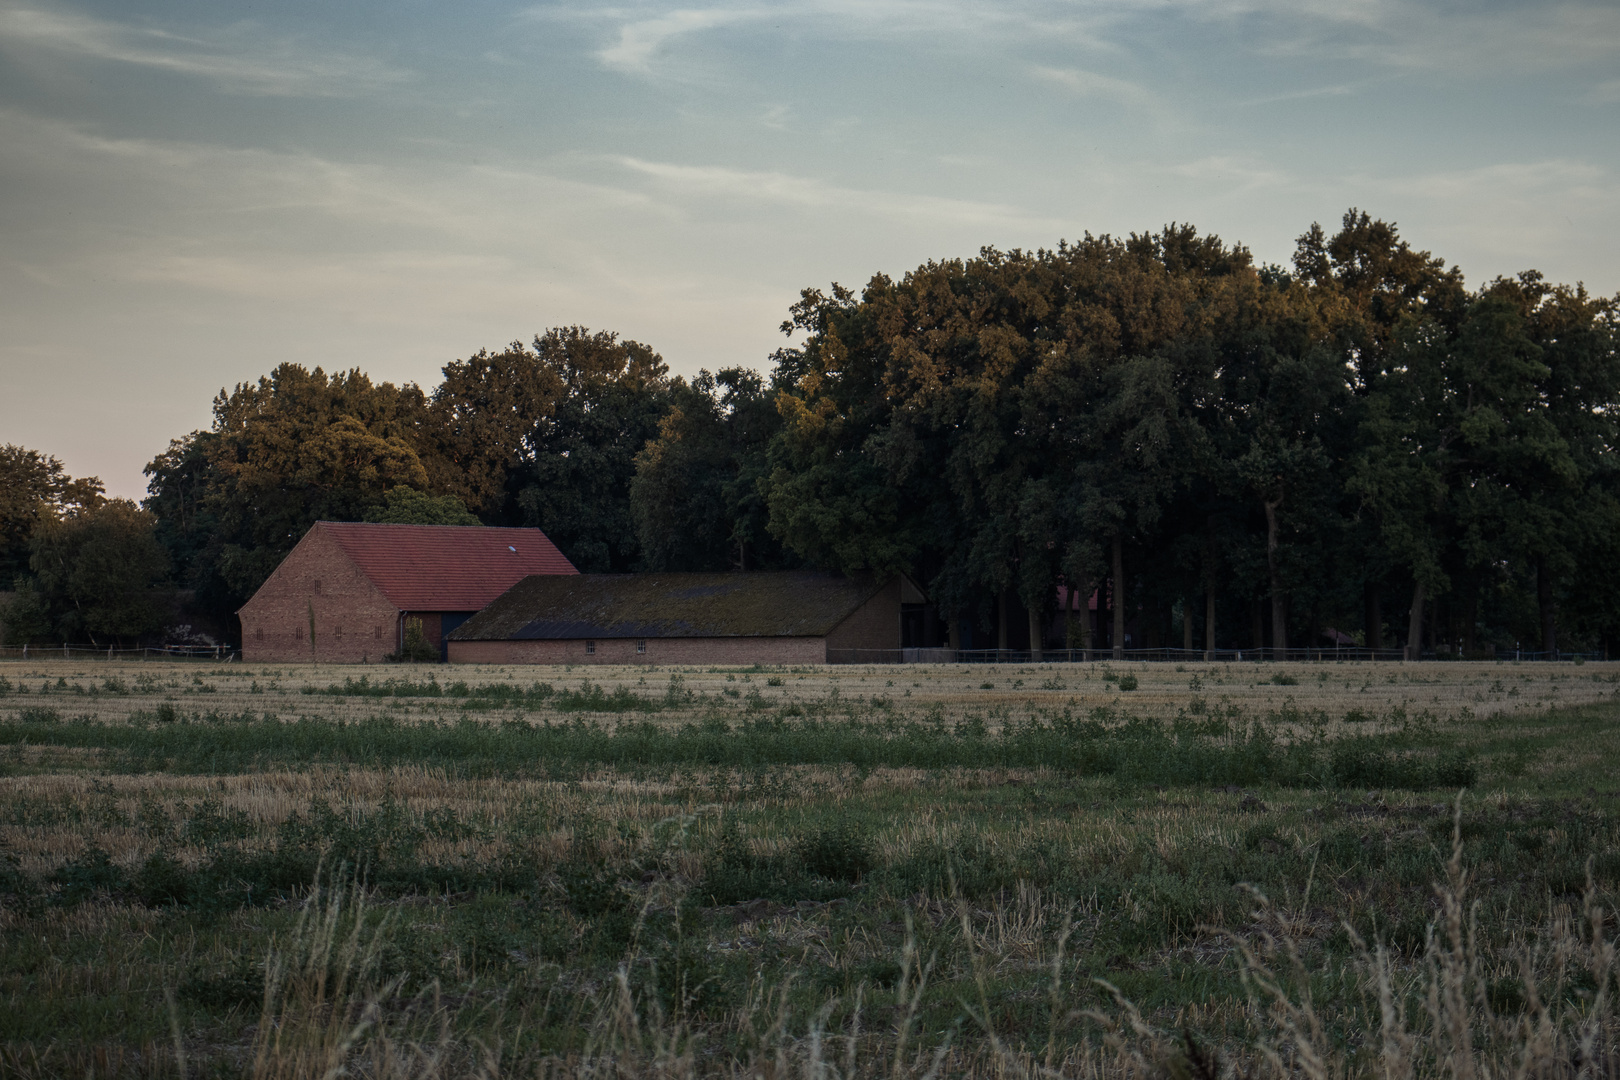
[313,579,323,594]
[585,640,596,654]
[636,640,646,654]
[373,626,381,639]
[255,628,264,641]
[296,625,305,641]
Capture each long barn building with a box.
[447,571,924,665]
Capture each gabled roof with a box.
[318,521,576,611]
[449,571,891,641]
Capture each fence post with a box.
[63,643,68,659]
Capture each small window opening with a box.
[296,625,305,641]
[373,626,381,639]
[313,579,323,594]
[255,628,264,641]
[636,640,646,654]
[585,640,596,655]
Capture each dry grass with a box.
[4,660,1618,1077]
[31,811,1607,1080]
[3,658,1616,736]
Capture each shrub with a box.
[795,821,874,882]
[387,617,438,663]
[1117,674,1139,691]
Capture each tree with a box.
[14,500,168,644]
[428,343,565,519]
[361,488,481,525]
[631,368,787,571]
[510,327,672,572]
[0,445,104,586]
[186,363,443,602]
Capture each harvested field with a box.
[2,659,1618,1078]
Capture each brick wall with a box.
[824,578,901,656]
[239,526,401,663]
[448,636,827,666]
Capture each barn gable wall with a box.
[238,526,401,663]
[824,577,902,659]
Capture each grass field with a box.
[2,658,1618,1078]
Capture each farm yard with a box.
[2,658,1619,1078]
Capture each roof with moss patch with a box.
[449,571,892,640]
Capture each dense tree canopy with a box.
[5,500,168,645]
[48,207,1607,654]
[755,213,1620,655]
[0,445,104,587]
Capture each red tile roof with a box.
[318,521,576,611]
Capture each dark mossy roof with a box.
[449,571,893,641]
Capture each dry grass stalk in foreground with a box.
[1203,802,1619,1080]
[216,807,1616,1080]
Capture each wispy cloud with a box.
[1030,64,1161,112]
[0,4,407,96]
[595,7,762,73]
[1169,155,1294,192]
[614,155,1053,229]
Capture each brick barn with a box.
[239,522,577,663]
[446,571,925,665]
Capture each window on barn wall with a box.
[373,626,381,639]
[586,641,596,654]
[637,640,646,654]
[296,625,305,641]
[255,628,263,641]
[314,579,323,594]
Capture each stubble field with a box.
[2,658,1618,1078]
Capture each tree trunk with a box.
[1028,604,1044,662]
[1406,578,1425,661]
[1081,583,1095,658]
[1263,496,1287,655]
[1111,536,1125,660]
[1462,592,1477,656]
[1205,586,1216,661]
[1183,599,1193,652]
[1538,563,1556,655]
[1365,585,1382,650]
[997,590,1008,652]
[948,615,960,653]
[1063,591,1075,653]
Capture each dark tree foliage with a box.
[759,212,1620,654]
[140,365,448,625]
[0,445,104,587]
[6,500,169,645]
[630,368,793,572]
[130,213,1620,654]
[507,327,672,573]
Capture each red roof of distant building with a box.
[317,521,577,611]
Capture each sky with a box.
[1,0,1617,500]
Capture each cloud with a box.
[592,6,762,73]
[1196,0,1620,75]
[614,155,1053,229]
[1030,64,1161,112]
[1591,78,1620,103]
[0,3,408,96]
[1169,155,1293,192]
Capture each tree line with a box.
[3,210,1617,655]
